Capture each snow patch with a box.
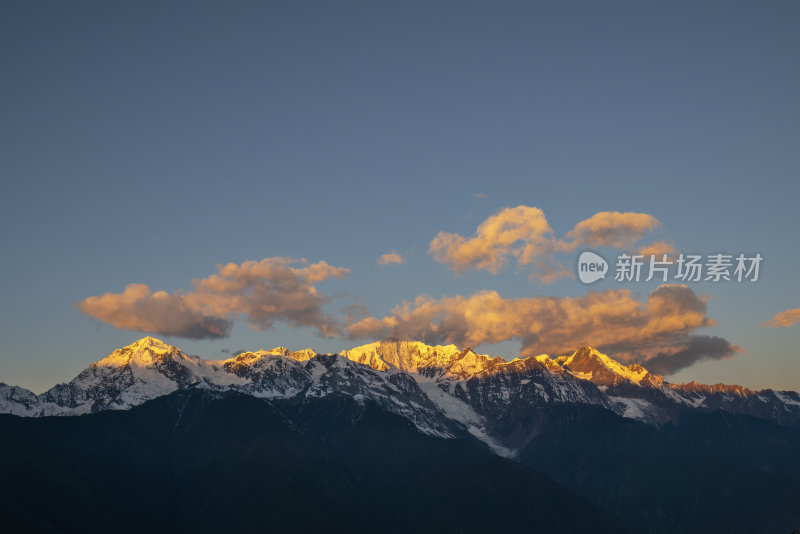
[608,396,654,421]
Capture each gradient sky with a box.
[1,1,799,394]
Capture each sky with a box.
[1,0,799,394]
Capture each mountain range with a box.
[2,337,800,533]
[3,337,799,447]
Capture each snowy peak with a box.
[286,348,317,362]
[93,336,184,368]
[92,338,317,372]
[446,347,505,378]
[532,354,569,374]
[231,347,318,363]
[669,381,753,397]
[0,384,40,416]
[130,336,172,350]
[555,346,663,387]
[340,340,505,379]
[341,340,464,373]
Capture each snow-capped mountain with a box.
[2,337,799,456]
[338,341,800,432]
[0,337,460,438]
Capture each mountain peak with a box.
[565,345,602,362]
[670,381,753,397]
[557,346,660,387]
[341,340,465,372]
[95,337,178,368]
[127,336,173,351]
[232,347,317,363]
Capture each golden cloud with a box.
[761,307,800,328]
[429,206,559,276]
[564,211,660,248]
[77,257,350,339]
[347,284,726,371]
[428,206,661,281]
[638,240,675,259]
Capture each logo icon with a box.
[577,251,608,284]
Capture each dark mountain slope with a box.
[0,389,628,533]
[519,403,800,534]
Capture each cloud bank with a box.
[77,257,350,339]
[347,284,730,374]
[428,206,660,281]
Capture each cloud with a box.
[429,206,560,277]
[77,257,350,339]
[761,307,800,328]
[472,193,488,199]
[638,240,675,258]
[643,335,741,375]
[77,283,234,339]
[428,206,661,282]
[342,303,369,323]
[377,252,406,265]
[564,211,660,249]
[347,284,727,372]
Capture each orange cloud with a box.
[429,206,559,276]
[761,307,800,328]
[347,284,724,370]
[78,257,350,339]
[377,252,406,265]
[638,240,675,257]
[564,211,660,249]
[429,206,661,281]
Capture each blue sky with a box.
[1,1,798,393]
